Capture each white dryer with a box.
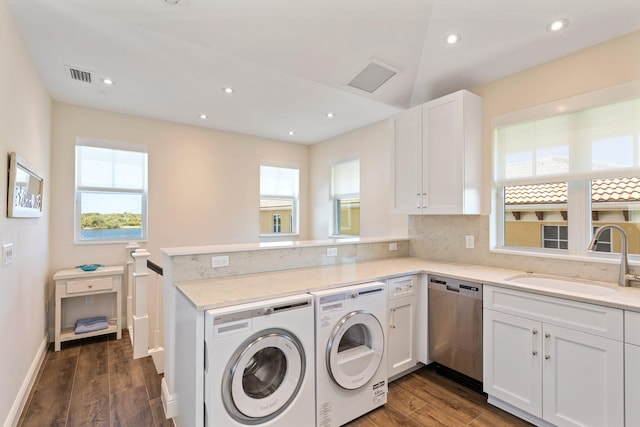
[204,293,315,426]
[311,282,388,427]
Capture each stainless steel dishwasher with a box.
[428,274,483,383]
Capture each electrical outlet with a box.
[3,243,14,266]
[389,242,398,251]
[465,235,475,249]
[326,247,338,257]
[212,255,230,268]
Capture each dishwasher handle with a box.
[446,285,460,293]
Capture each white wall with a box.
[309,119,408,239]
[50,103,310,269]
[0,1,52,424]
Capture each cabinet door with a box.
[483,309,543,418]
[388,296,417,378]
[626,343,640,427]
[422,92,463,213]
[542,324,623,427]
[391,105,423,214]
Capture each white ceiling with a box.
[7,0,640,144]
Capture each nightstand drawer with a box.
[67,277,113,294]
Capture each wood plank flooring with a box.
[19,331,530,426]
[347,369,532,427]
[18,330,172,427]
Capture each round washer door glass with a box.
[326,310,384,390]
[222,329,305,424]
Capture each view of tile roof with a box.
[505,177,640,205]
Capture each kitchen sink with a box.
[504,273,619,296]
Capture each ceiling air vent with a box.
[67,66,92,83]
[347,60,398,94]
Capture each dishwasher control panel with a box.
[428,275,482,300]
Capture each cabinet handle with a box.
[88,285,93,288]
[545,355,551,360]
[532,351,538,356]
[545,333,550,338]
[532,329,538,335]
[422,193,427,209]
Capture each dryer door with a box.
[222,328,305,424]
[326,310,384,390]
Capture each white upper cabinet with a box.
[391,90,483,215]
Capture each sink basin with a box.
[505,274,619,297]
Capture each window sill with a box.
[490,246,640,267]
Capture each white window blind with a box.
[331,159,360,196]
[77,145,147,191]
[495,97,640,186]
[260,165,299,197]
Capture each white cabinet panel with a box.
[483,309,543,417]
[543,324,623,427]
[626,343,640,427]
[391,105,422,214]
[388,296,417,378]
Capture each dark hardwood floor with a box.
[19,331,529,426]
[347,369,532,427]
[18,330,172,427]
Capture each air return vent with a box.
[67,66,92,83]
[347,60,398,93]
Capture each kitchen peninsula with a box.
[160,237,640,427]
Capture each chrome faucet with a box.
[588,224,638,287]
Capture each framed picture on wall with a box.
[7,151,44,218]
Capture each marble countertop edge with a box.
[175,257,640,313]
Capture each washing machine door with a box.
[326,310,384,390]
[222,328,305,425]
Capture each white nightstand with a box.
[53,265,123,351]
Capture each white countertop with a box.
[161,236,409,257]
[176,257,640,312]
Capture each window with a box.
[494,89,640,257]
[260,165,299,235]
[592,227,612,252]
[331,158,360,236]
[272,214,282,233]
[75,141,148,242]
[542,225,568,249]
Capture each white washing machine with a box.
[204,293,315,426]
[311,282,388,427]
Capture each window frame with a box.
[491,81,640,262]
[259,164,299,237]
[75,139,148,244]
[330,157,360,237]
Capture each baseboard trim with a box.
[149,347,164,374]
[161,377,177,420]
[4,334,48,427]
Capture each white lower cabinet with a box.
[387,275,418,379]
[625,311,640,427]
[483,285,624,427]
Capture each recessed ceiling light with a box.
[164,0,180,4]
[548,19,569,32]
[326,112,335,119]
[288,130,295,136]
[445,33,461,45]
[199,114,207,119]
[102,78,114,85]
[223,87,234,94]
